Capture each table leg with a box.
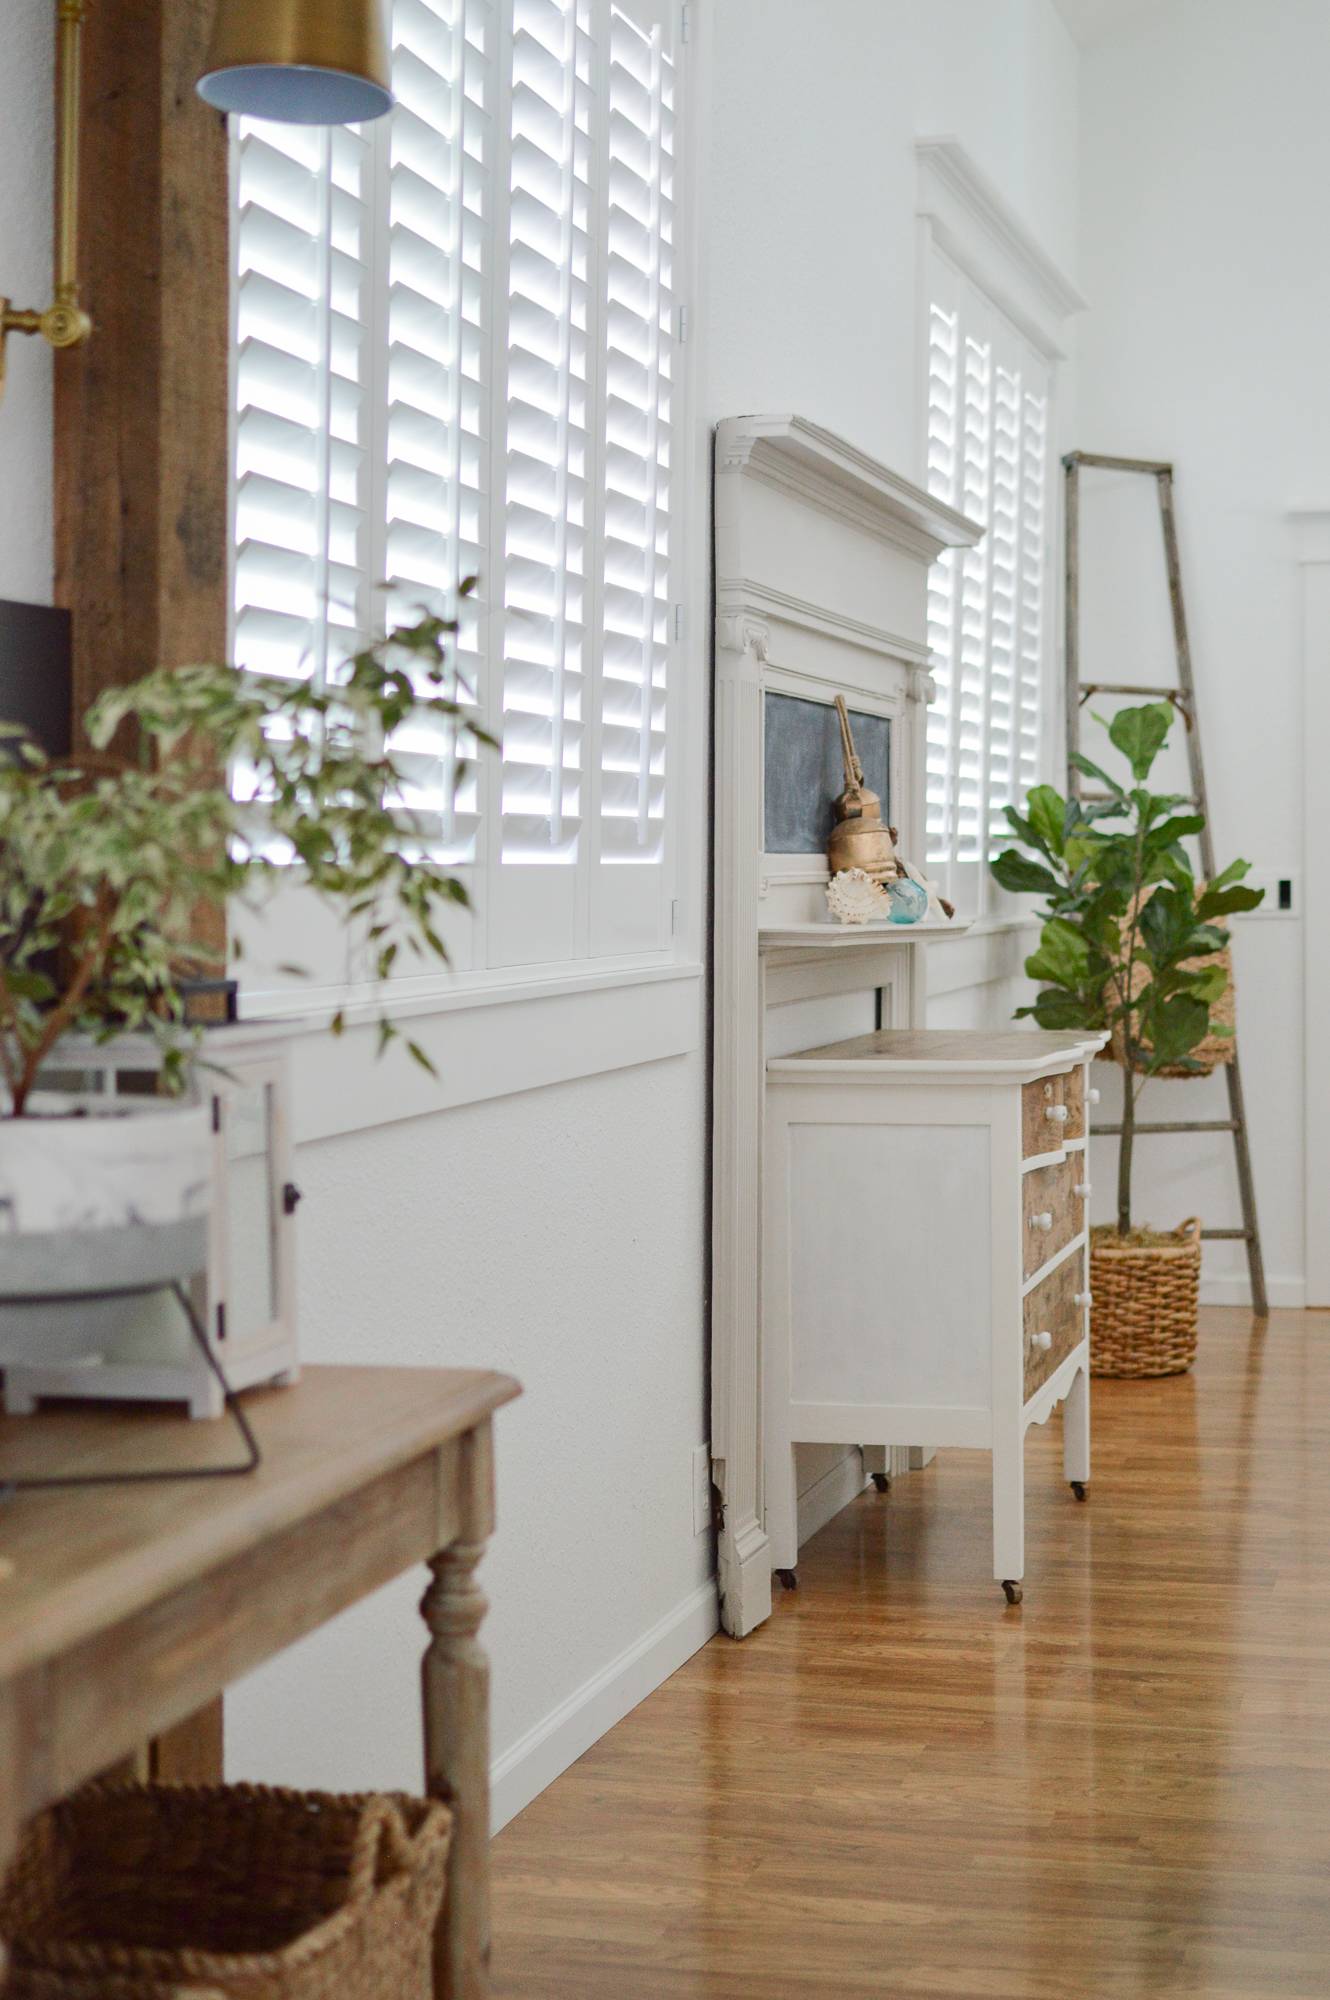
[422,1539,491,2000]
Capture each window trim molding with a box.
[915,136,1085,364]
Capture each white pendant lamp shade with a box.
[198,0,393,125]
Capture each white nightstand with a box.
[764,1027,1109,1602]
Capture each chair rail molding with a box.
[1291,507,1330,1305]
[915,136,1085,362]
[710,416,980,1638]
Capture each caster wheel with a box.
[871,1472,891,1493]
[1070,1480,1088,1502]
[775,1568,798,1592]
[1002,1579,1023,1606]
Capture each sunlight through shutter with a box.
[380,0,494,861]
[924,253,1051,914]
[499,0,592,870]
[596,3,672,867]
[233,121,371,691]
[230,0,688,978]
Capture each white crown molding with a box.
[916,137,1085,357]
[718,576,933,671]
[716,414,981,564]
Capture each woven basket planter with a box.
[1089,1219,1202,1377]
[0,1783,451,2000]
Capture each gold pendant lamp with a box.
[198,0,393,124]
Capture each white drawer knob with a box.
[1045,1103,1070,1125]
[1089,1087,1102,1105]
[1029,1329,1053,1351]
[1075,1182,1092,1197]
[1029,1211,1054,1232]
[1075,1291,1093,1307]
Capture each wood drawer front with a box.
[1023,1252,1086,1399]
[1062,1064,1087,1142]
[1022,1073,1069,1157]
[1023,1156,1082,1277]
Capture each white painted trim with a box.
[1292,508,1330,1306]
[1201,1273,1306,1312]
[286,964,702,1146]
[489,1579,719,1833]
[797,1450,870,1548]
[915,137,1085,359]
[715,414,981,560]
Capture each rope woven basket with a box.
[0,1783,451,2000]
[1090,1219,1202,1377]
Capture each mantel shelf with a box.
[758,918,973,952]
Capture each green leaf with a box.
[991,849,1060,898]
[406,1039,438,1077]
[1145,813,1205,851]
[1182,963,1229,1006]
[1029,987,1098,1030]
[1025,785,1067,857]
[1142,992,1210,1071]
[1197,881,1264,919]
[1026,918,1092,991]
[1202,857,1250,896]
[1108,701,1174,782]
[1069,750,1125,798]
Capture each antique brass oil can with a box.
[826,694,899,884]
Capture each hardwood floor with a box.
[491,1308,1330,1998]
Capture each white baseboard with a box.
[1201,1273,1306,1310]
[797,1448,869,1548]
[489,1578,719,1833]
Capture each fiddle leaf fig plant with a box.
[0,597,494,1117]
[990,701,1263,1234]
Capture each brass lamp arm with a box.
[0,0,93,398]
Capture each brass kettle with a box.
[826,695,899,884]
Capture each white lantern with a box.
[1,1027,299,1420]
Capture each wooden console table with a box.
[0,1365,520,1997]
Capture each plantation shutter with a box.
[486,0,594,967]
[589,0,675,955]
[230,0,686,980]
[379,0,495,863]
[232,121,372,692]
[924,251,1051,915]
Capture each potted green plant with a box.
[990,700,1263,1375]
[0,607,492,1364]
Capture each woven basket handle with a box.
[348,1799,418,1902]
[1176,1217,1202,1243]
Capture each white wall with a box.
[705,0,1078,483]
[0,3,52,606]
[1075,0,1325,1304]
[226,1053,715,1825]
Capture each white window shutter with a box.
[233,121,372,693]
[486,0,594,967]
[924,249,1052,915]
[589,0,676,956]
[378,0,495,865]
[230,0,688,981]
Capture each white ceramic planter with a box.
[0,1099,212,1366]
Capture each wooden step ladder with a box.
[1063,449,1267,1317]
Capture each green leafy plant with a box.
[990,701,1263,1235]
[0,601,494,1116]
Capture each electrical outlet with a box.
[692,1444,713,1536]
[1240,871,1298,919]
